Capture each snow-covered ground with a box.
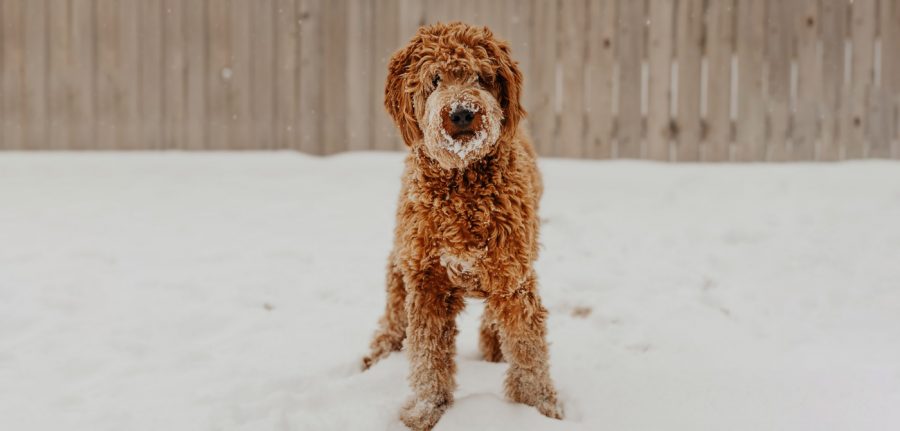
[1,152,899,431]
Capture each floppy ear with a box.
[492,41,526,141]
[384,40,421,147]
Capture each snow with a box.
[1,152,899,431]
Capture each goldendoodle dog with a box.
[362,22,562,430]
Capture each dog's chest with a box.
[426,189,494,294]
[439,249,487,296]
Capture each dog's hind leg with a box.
[362,260,408,370]
[478,306,504,362]
[488,271,563,420]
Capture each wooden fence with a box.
[0,0,898,160]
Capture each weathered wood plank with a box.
[94,0,115,149]
[184,0,206,149]
[345,0,371,151]
[793,0,820,160]
[869,0,896,158]
[705,0,735,161]
[1,0,24,150]
[675,0,702,161]
[298,0,323,154]
[274,0,298,150]
[616,0,644,159]
[892,0,900,157]
[646,0,673,161]
[890,0,900,158]
[478,0,506,38]
[585,0,615,159]
[47,0,69,149]
[96,0,140,149]
[558,0,587,158]
[23,0,48,150]
[207,0,231,149]
[372,0,401,151]
[735,0,766,161]
[140,0,163,149]
[844,0,875,159]
[66,0,96,149]
[229,0,251,149]
[764,0,791,161]
[162,0,185,150]
[321,0,347,154]
[529,0,557,156]
[504,0,532,136]
[818,0,846,160]
[251,0,275,149]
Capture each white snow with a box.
[1,152,899,431]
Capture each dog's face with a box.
[385,23,524,169]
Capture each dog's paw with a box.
[361,346,391,371]
[361,355,374,371]
[535,397,564,420]
[399,395,450,431]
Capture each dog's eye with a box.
[432,75,441,87]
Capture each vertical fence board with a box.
[345,0,371,151]
[184,0,206,149]
[765,0,792,161]
[0,0,4,150]
[675,0,703,161]
[2,0,24,150]
[371,0,399,151]
[321,0,347,154]
[869,0,895,157]
[24,0,48,150]
[60,0,99,149]
[252,0,276,149]
[819,0,846,160]
[481,0,507,38]
[207,0,231,149]
[47,0,68,149]
[140,0,163,149]
[558,0,587,158]
[892,0,900,157]
[369,0,400,150]
[229,0,251,149]
[844,0,876,158]
[298,0,323,154]
[735,0,766,161]
[530,0,557,156]
[505,0,532,131]
[705,0,735,161]
[890,0,900,157]
[163,0,185,149]
[96,0,140,149]
[274,0,298,149]
[94,0,115,149]
[586,0,615,159]
[793,0,820,160]
[647,0,673,161]
[425,0,453,24]
[616,0,644,158]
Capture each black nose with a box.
[450,108,475,128]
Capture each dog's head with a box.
[385,22,524,169]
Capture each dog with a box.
[362,22,562,430]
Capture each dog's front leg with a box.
[400,267,463,431]
[487,270,563,420]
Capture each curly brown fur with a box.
[363,22,562,430]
